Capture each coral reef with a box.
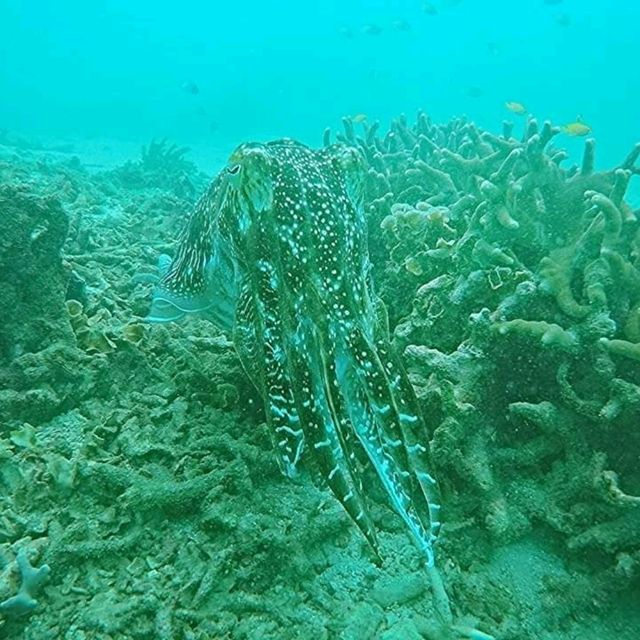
[109,138,205,196]
[0,114,638,639]
[326,112,640,635]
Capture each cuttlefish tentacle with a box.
[287,317,381,557]
[369,311,444,540]
[234,282,305,479]
[239,175,381,552]
[336,321,438,564]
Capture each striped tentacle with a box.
[338,320,440,566]
[370,306,443,543]
[285,317,381,558]
[234,276,305,480]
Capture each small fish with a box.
[392,19,411,32]
[362,24,382,36]
[562,118,591,137]
[422,2,438,15]
[505,101,527,115]
[556,13,571,27]
[352,113,368,124]
[182,81,200,95]
[466,86,484,99]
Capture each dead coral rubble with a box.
[0,146,356,640]
[1,120,639,638]
[0,549,50,620]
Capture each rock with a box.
[0,185,73,364]
[371,574,426,608]
[341,601,385,639]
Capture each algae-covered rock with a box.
[0,185,73,363]
[371,574,427,608]
[341,601,385,640]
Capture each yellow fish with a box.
[562,118,591,136]
[352,113,368,124]
[505,101,527,115]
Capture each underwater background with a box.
[1,0,639,197]
[1,0,639,639]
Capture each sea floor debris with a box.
[0,549,50,619]
[0,118,639,638]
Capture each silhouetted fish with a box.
[466,86,484,98]
[392,19,411,32]
[422,2,438,15]
[181,81,200,95]
[362,24,383,36]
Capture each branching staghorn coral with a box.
[108,138,202,195]
[140,139,195,175]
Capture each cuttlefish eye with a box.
[227,164,241,175]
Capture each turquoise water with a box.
[1,2,639,639]
[1,0,638,186]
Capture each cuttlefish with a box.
[147,139,442,568]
